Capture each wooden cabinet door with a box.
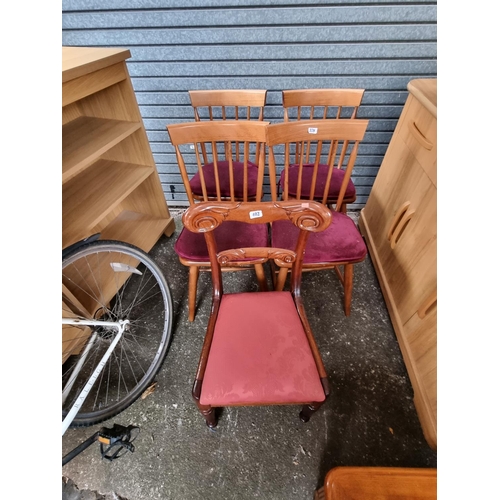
[363,141,436,325]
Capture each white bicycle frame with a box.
[61,318,130,435]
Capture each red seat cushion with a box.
[271,210,367,263]
[200,291,326,406]
[190,160,259,199]
[174,221,269,261]
[279,164,356,200]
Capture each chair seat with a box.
[279,164,356,200]
[272,210,367,263]
[190,160,259,198]
[200,291,326,406]
[174,220,269,261]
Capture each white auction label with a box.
[308,127,318,134]
[249,210,263,219]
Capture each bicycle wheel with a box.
[62,240,173,427]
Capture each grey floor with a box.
[61,211,437,500]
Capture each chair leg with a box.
[188,265,200,322]
[299,401,326,423]
[254,263,268,291]
[198,403,218,428]
[343,263,353,316]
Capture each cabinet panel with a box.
[62,62,127,107]
[381,172,436,325]
[363,142,436,325]
[403,297,437,449]
[399,94,437,187]
[358,78,437,450]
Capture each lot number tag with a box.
[249,210,263,219]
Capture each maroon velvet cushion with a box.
[271,210,367,263]
[200,291,326,406]
[279,164,356,200]
[174,221,269,261]
[190,160,259,198]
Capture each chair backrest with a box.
[189,90,267,121]
[282,88,364,121]
[266,120,369,209]
[167,121,269,204]
[182,200,332,295]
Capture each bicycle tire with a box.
[62,240,173,427]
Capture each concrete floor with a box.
[61,211,437,500]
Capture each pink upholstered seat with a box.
[271,210,367,264]
[190,161,259,199]
[279,164,356,201]
[200,291,326,406]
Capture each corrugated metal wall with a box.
[62,0,437,208]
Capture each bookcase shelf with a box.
[62,46,175,250]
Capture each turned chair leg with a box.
[343,264,353,316]
[188,265,200,322]
[193,380,218,428]
[299,401,325,423]
[198,403,218,428]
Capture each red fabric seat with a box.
[174,221,269,261]
[200,291,326,406]
[190,160,259,199]
[271,209,367,263]
[279,164,356,200]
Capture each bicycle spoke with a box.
[62,240,172,427]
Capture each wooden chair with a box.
[166,120,269,321]
[182,200,332,428]
[188,90,268,201]
[314,467,437,500]
[280,89,365,212]
[267,119,369,316]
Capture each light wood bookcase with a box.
[62,46,175,251]
[359,79,437,450]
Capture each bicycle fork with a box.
[61,319,130,435]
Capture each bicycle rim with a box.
[62,240,173,427]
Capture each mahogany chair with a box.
[182,200,332,428]
[280,88,365,212]
[267,119,369,316]
[187,90,268,201]
[166,120,269,321]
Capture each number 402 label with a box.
[249,210,263,219]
